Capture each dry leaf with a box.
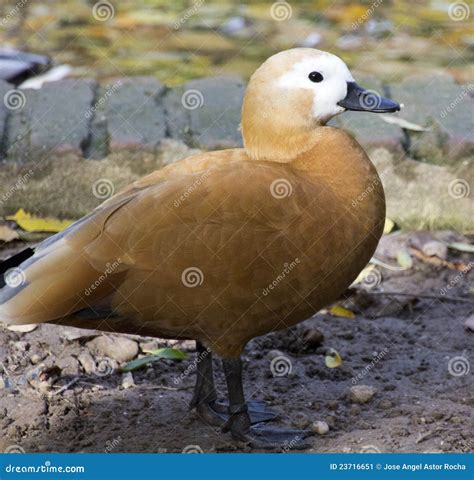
[7,324,38,333]
[396,248,413,269]
[379,115,429,131]
[329,305,355,319]
[6,208,74,233]
[448,242,474,254]
[0,225,19,242]
[383,218,395,235]
[409,247,468,271]
[325,348,342,368]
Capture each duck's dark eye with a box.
[308,71,324,83]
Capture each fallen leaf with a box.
[6,208,74,233]
[7,324,37,333]
[409,247,468,271]
[379,115,429,131]
[383,218,395,235]
[325,348,342,368]
[121,347,187,372]
[0,225,19,242]
[448,242,474,254]
[329,305,355,319]
[396,248,413,269]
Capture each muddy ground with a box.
[0,231,472,454]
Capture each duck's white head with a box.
[241,48,399,161]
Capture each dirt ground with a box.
[0,231,472,454]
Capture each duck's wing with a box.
[0,153,315,327]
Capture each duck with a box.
[0,48,399,449]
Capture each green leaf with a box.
[121,348,187,372]
[448,242,474,253]
[396,248,413,269]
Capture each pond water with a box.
[0,0,472,85]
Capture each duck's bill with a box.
[338,82,400,113]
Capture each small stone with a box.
[0,407,7,418]
[311,420,329,435]
[7,324,37,333]
[13,341,29,352]
[464,314,474,332]
[87,335,139,363]
[0,376,6,389]
[450,416,462,425]
[78,351,96,374]
[349,385,377,404]
[379,399,392,409]
[292,413,310,429]
[302,328,324,349]
[325,415,336,428]
[327,400,339,411]
[30,354,43,364]
[422,240,448,259]
[121,372,135,389]
[349,405,361,415]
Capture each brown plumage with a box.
[0,49,399,447]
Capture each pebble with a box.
[379,399,393,409]
[302,328,324,349]
[0,376,6,389]
[87,335,139,363]
[13,341,29,352]
[121,372,135,389]
[349,405,361,416]
[292,413,310,429]
[464,314,474,332]
[311,420,329,435]
[349,385,377,404]
[78,351,96,374]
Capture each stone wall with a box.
[0,74,472,229]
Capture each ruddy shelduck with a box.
[0,49,400,449]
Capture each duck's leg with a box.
[190,342,278,426]
[222,356,311,450]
